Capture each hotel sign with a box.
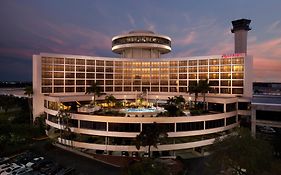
[222,53,244,58]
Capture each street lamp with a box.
[156,95,159,108]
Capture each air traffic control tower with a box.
[231,19,251,54]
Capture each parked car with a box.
[260,126,276,133]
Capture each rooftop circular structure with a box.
[112,30,171,58]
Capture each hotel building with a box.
[33,19,253,156]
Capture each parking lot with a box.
[0,141,121,175]
[0,151,75,175]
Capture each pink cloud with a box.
[248,37,281,82]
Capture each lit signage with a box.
[221,53,244,58]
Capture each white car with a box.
[10,167,33,175]
[0,163,23,175]
[260,126,276,133]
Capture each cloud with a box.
[143,18,156,32]
[175,31,197,46]
[248,37,281,82]
[128,14,136,28]
[267,20,281,33]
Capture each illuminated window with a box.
[232,65,244,72]
[209,73,219,79]
[220,66,231,72]
[199,60,208,65]
[189,60,197,66]
[189,74,197,79]
[209,59,219,65]
[221,58,231,64]
[209,66,219,72]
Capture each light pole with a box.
[188,97,192,109]
[156,95,159,108]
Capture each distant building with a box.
[252,83,281,138]
[32,19,253,157]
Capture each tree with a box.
[198,79,211,111]
[24,86,33,124]
[85,81,103,105]
[135,122,168,158]
[207,128,272,175]
[188,82,201,109]
[56,104,72,146]
[165,96,185,116]
[174,95,186,110]
[105,94,116,108]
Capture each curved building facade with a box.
[33,20,253,157]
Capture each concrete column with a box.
[251,106,256,137]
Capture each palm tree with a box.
[188,82,200,109]
[56,104,72,146]
[135,122,168,158]
[24,86,33,124]
[85,81,103,105]
[198,79,211,111]
[174,95,186,110]
[105,94,116,108]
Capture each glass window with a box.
[226,116,237,125]
[232,80,243,86]
[232,65,244,72]
[238,102,251,110]
[188,60,197,66]
[96,60,104,66]
[54,58,64,64]
[176,122,204,131]
[65,65,75,71]
[221,73,231,79]
[221,80,231,86]
[209,59,219,65]
[220,65,231,72]
[76,59,85,65]
[199,73,208,79]
[106,61,113,66]
[54,87,64,93]
[221,58,231,64]
[80,121,106,131]
[76,66,85,72]
[199,67,208,72]
[179,61,187,66]
[199,60,208,65]
[232,73,243,79]
[232,57,244,64]
[65,58,75,64]
[209,66,219,72]
[54,72,64,78]
[86,60,95,65]
[221,88,231,94]
[232,88,243,94]
[189,67,197,72]
[188,74,197,79]
[209,81,219,86]
[209,73,219,79]
[205,119,224,129]
[226,103,236,112]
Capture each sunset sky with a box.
[0,0,281,82]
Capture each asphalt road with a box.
[30,141,121,175]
